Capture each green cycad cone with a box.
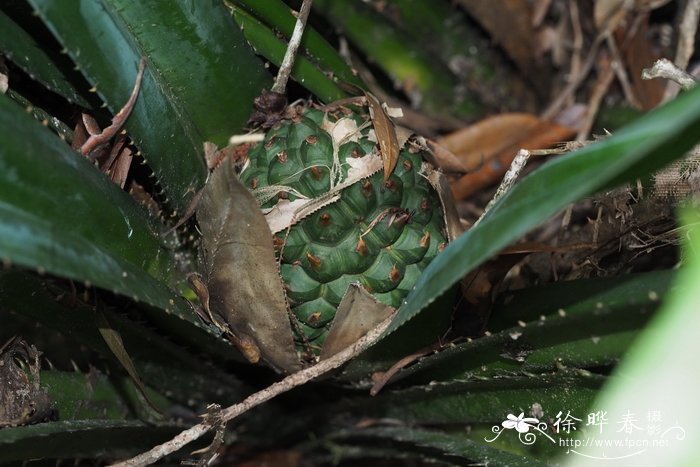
[239,106,447,355]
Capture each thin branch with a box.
[606,34,643,110]
[271,0,314,94]
[541,34,604,120]
[577,53,615,140]
[664,0,700,100]
[110,310,396,467]
[643,58,698,92]
[474,149,531,228]
[568,0,583,80]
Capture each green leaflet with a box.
[28,0,271,213]
[0,95,167,292]
[383,85,700,342]
[0,420,184,462]
[325,426,549,466]
[0,96,235,354]
[392,270,673,385]
[230,0,365,90]
[567,208,700,465]
[231,5,350,103]
[313,0,481,119]
[0,7,90,107]
[0,272,246,401]
[39,370,168,422]
[96,310,163,417]
[335,372,602,459]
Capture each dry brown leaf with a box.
[197,157,300,373]
[444,115,576,200]
[108,144,133,189]
[320,283,395,360]
[618,17,665,110]
[423,138,468,174]
[437,113,541,171]
[365,91,400,181]
[425,166,465,242]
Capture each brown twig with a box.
[474,149,531,228]
[110,310,397,466]
[271,0,314,94]
[80,57,146,157]
[605,34,643,110]
[541,5,630,120]
[568,0,584,81]
[541,34,604,120]
[644,58,698,92]
[578,53,616,140]
[664,0,700,100]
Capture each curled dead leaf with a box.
[424,164,466,241]
[365,92,400,181]
[320,284,396,360]
[197,157,300,373]
[437,113,541,171]
[438,113,576,200]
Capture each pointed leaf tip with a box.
[365,92,400,181]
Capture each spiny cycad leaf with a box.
[568,209,700,465]
[0,8,89,107]
[488,270,674,332]
[334,272,666,383]
[229,0,365,90]
[334,372,602,460]
[5,88,75,142]
[0,270,248,404]
[230,5,350,103]
[325,426,549,466]
[39,370,168,422]
[313,0,482,120]
[28,0,271,212]
[0,420,185,463]
[0,96,169,300]
[0,97,232,357]
[387,270,674,386]
[382,84,700,342]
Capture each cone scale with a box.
[239,107,447,354]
